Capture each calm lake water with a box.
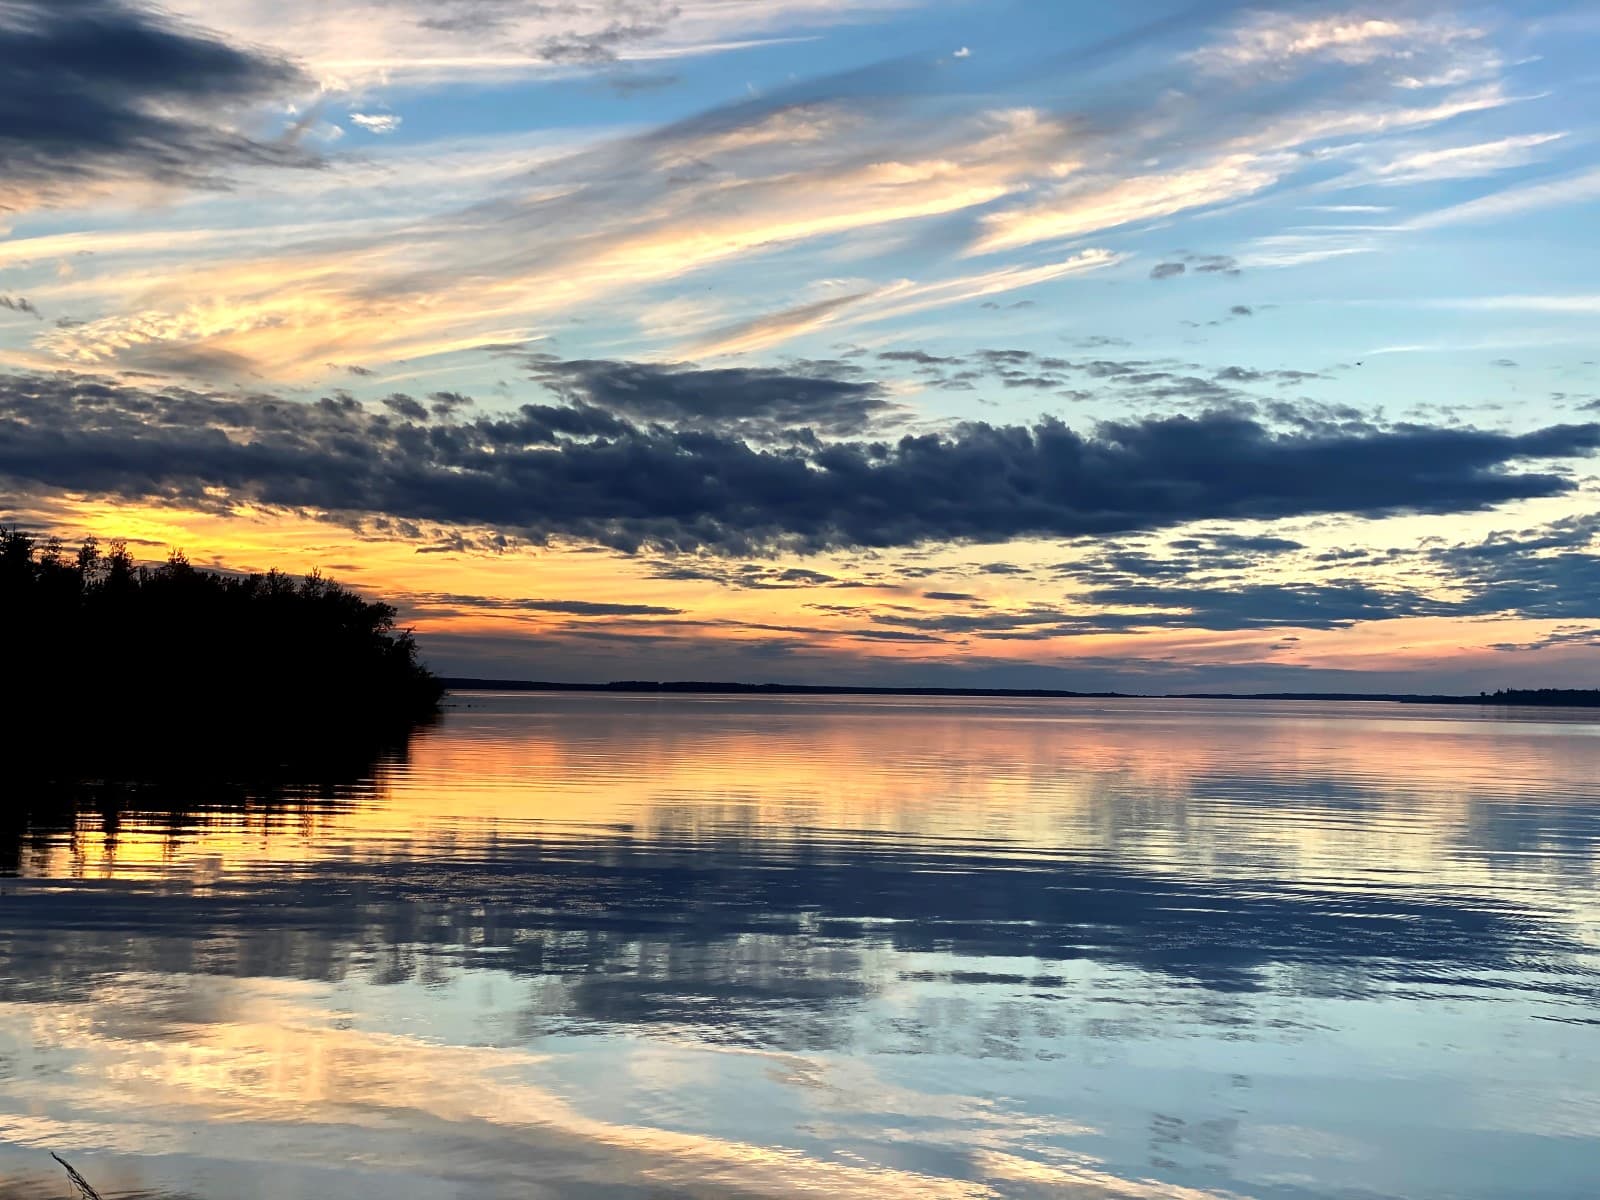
[2,693,1598,1199]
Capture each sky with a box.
[1,0,1599,692]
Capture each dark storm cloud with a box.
[1213,365,1319,385]
[776,567,840,585]
[1491,624,1593,652]
[0,0,317,209]
[1432,514,1600,620]
[408,528,517,555]
[883,346,1323,406]
[526,356,897,437]
[1081,581,1456,630]
[857,577,1451,639]
[1033,515,1600,636]
[1057,531,1307,587]
[1490,625,1600,652]
[428,390,476,418]
[3,370,1598,556]
[870,607,1090,636]
[1179,533,1304,554]
[848,628,946,643]
[876,350,961,366]
[382,394,430,420]
[643,560,864,589]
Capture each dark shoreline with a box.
[440,679,1600,708]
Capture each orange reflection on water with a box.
[23,696,1600,910]
[6,695,1600,1200]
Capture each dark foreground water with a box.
[2,694,1597,1199]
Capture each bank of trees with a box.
[1,528,441,778]
[1471,688,1600,707]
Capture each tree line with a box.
[1,527,441,782]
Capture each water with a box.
[2,693,1598,1199]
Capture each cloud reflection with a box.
[2,695,1598,1198]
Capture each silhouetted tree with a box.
[0,527,441,787]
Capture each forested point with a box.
[1,528,442,784]
[1460,688,1600,707]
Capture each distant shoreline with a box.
[439,679,1600,708]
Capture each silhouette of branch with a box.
[51,1153,106,1200]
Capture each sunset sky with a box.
[2,0,1598,691]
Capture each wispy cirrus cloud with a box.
[688,250,1122,356]
[28,101,1085,377]
[1413,294,1600,313]
[1188,12,1487,73]
[966,10,1516,257]
[1409,165,1600,228]
[1362,132,1567,184]
[971,155,1285,255]
[0,1,1565,384]
[525,355,902,437]
[686,291,881,358]
[157,0,922,90]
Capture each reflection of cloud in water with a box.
[0,976,1156,1200]
[11,696,1600,897]
[1,831,1582,1015]
[2,695,1598,1199]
